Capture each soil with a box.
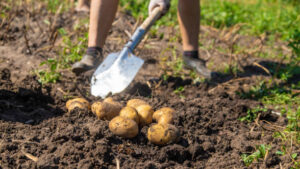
[0,4,296,169]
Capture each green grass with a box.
[201,0,300,39]
[239,29,300,167]
[121,0,300,40]
[120,0,179,27]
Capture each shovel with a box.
[91,7,163,98]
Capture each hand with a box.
[148,0,170,16]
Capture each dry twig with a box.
[22,150,38,162]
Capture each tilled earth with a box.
[0,5,294,169]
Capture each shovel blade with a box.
[91,51,144,98]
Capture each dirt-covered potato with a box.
[109,116,139,138]
[135,104,154,126]
[66,98,90,112]
[119,106,139,124]
[153,107,175,124]
[91,101,122,120]
[127,99,147,108]
[103,97,114,103]
[147,123,180,145]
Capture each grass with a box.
[239,29,300,167]
[201,0,300,39]
[120,0,300,40]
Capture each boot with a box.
[72,51,103,75]
[183,55,213,79]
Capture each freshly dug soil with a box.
[0,5,294,169]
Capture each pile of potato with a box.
[66,98,179,145]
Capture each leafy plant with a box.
[241,144,271,166]
[36,58,61,84]
[173,86,185,98]
[239,107,268,123]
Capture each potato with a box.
[109,116,139,138]
[127,99,147,108]
[147,123,180,145]
[153,107,175,124]
[119,106,139,124]
[66,98,90,112]
[103,97,114,103]
[91,101,122,120]
[135,104,154,126]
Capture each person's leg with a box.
[76,0,90,12]
[72,0,119,75]
[177,0,199,51]
[177,0,213,78]
[88,0,119,48]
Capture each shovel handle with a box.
[140,7,163,31]
[125,7,163,51]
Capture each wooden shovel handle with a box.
[140,7,163,31]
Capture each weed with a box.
[239,107,268,123]
[241,144,271,166]
[173,86,185,98]
[223,63,241,76]
[36,58,61,84]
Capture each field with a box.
[0,0,299,168]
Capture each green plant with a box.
[120,0,178,27]
[36,58,61,84]
[173,86,185,98]
[241,144,271,166]
[43,0,71,13]
[239,107,268,123]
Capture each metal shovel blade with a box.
[91,49,144,98]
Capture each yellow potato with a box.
[147,123,180,145]
[103,97,114,103]
[119,106,139,124]
[127,99,147,108]
[153,107,175,124]
[135,104,154,126]
[109,116,139,138]
[91,101,122,120]
[66,98,90,112]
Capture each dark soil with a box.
[0,4,294,169]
